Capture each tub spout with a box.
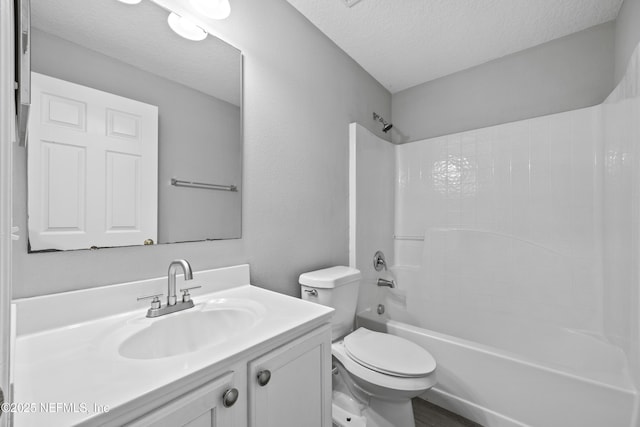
[377,278,395,288]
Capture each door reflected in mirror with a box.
[27,0,242,252]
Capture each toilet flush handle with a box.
[304,289,318,297]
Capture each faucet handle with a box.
[373,250,387,272]
[180,286,202,302]
[137,293,163,309]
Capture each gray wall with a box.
[27,29,242,245]
[392,22,615,143]
[13,0,391,298]
[615,0,640,81]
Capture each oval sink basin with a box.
[119,303,261,360]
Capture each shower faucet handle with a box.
[373,250,387,271]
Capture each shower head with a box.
[373,112,393,133]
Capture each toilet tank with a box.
[299,266,361,340]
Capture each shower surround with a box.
[394,106,603,335]
[387,102,635,425]
[350,41,640,427]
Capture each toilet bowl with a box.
[332,328,436,426]
[299,266,437,427]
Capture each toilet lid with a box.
[343,328,436,378]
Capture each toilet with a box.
[299,266,436,427]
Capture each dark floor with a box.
[413,398,484,427]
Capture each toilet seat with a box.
[332,341,436,393]
[331,328,437,393]
[343,328,436,378]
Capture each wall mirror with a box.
[27,0,242,252]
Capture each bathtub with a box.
[357,268,639,427]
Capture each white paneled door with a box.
[28,72,158,250]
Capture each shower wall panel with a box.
[603,42,640,386]
[394,107,604,335]
[349,123,395,314]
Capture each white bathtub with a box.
[357,271,639,427]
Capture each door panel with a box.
[41,141,86,232]
[42,92,86,130]
[106,151,140,231]
[107,108,140,140]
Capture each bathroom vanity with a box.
[12,264,333,427]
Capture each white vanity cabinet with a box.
[13,267,335,427]
[111,325,332,427]
[248,325,332,427]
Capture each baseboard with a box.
[420,387,529,427]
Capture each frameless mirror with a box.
[27,0,242,252]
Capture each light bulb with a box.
[190,0,231,20]
[167,12,208,41]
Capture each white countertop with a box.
[12,266,333,426]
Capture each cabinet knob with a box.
[222,388,239,408]
[257,369,271,386]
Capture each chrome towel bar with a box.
[393,235,424,241]
[171,178,237,192]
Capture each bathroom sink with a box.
[119,300,263,360]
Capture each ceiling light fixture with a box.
[190,0,231,20]
[116,0,142,4]
[167,12,208,41]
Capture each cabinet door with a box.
[126,372,240,427]
[248,325,332,427]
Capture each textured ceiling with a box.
[31,0,241,106]
[286,0,624,93]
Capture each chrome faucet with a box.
[168,259,193,306]
[377,278,396,288]
[137,259,200,318]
